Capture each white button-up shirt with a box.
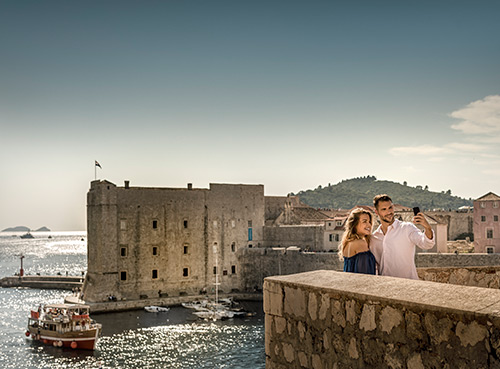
[370,219,435,280]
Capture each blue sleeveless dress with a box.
[343,251,376,275]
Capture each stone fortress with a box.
[82,179,497,304]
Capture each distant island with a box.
[1,226,51,232]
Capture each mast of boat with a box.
[213,244,220,304]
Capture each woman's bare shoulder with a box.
[344,239,369,257]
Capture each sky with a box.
[1,0,499,231]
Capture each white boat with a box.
[144,306,170,313]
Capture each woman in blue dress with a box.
[339,208,376,275]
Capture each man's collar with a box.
[374,218,401,234]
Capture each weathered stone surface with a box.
[345,300,357,325]
[455,321,488,347]
[407,353,425,369]
[309,292,318,321]
[348,337,359,359]
[284,286,306,318]
[282,342,295,363]
[275,316,286,335]
[359,304,376,331]
[298,351,308,368]
[297,321,306,339]
[424,314,453,345]
[265,270,500,369]
[380,306,403,334]
[331,299,346,328]
[311,354,323,369]
[319,294,330,320]
[264,282,283,316]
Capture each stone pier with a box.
[264,270,500,368]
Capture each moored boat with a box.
[26,303,101,350]
[144,305,170,313]
[20,232,34,239]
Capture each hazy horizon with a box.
[1,0,499,231]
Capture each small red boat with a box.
[26,303,101,350]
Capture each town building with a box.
[473,192,500,253]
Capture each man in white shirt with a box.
[370,194,435,280]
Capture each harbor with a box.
[0,232,265,368]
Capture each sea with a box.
[0,232,265,369]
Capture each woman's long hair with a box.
[338,208,372,260]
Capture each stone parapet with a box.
[264,270,500,368]
[418,266,500,289]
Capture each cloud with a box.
[450,95,500,136]
[389,142,484,157]
[389,145,448,156]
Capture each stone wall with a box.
[264,270,500,368]
[239,248,500,293]
[418,266,500,288]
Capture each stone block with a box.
[264,288,283,316]
[308,292,318,321]
[284,286,306,318]
[345,299,357,325]
[359,304,376,332]
[407,353,425,369]
[455,321,487,347]
[282,342,295,364]
[380,306,403,334]
[424,314,452,345]
[298,351,309,367]
[275,316,286,335]
[312,354,323,369]
[319,293,330,320]
[348,337,359,359]
[331,299,346,328]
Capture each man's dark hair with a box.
[373,194,392,209]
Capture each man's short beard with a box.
[381,214,394,224]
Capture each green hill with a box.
[294,176,472,210]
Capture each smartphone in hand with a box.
[413,207,420,216]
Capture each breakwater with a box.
[0,275,83,290]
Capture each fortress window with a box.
[152,269,158,279]
[120,220,127,230]
[152,247,158,256]
[121,271,127,281]
[213,220,218,228]
[231,242,236,252]
[248,220,252,227]
[152,220,158,229]
[183,268,189,277]
[184,220,188,228]
[223,270,228,276]
[481,202,486,208]
[231,220,236,228]
[231,265,236,274]
[481,216,486,222]
[329,234,333,242]
[487,247,494,254]
[120,247,127,257]
[487,229,494,239]
[183,245,189,254]
[495,216,499,222]
[494,202,499,208]
[335,234,340,242]
[213,266,217,274]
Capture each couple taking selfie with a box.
[340,194,435,279]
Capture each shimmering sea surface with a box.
[0,232,265,368]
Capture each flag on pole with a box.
[95,160,102,169]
